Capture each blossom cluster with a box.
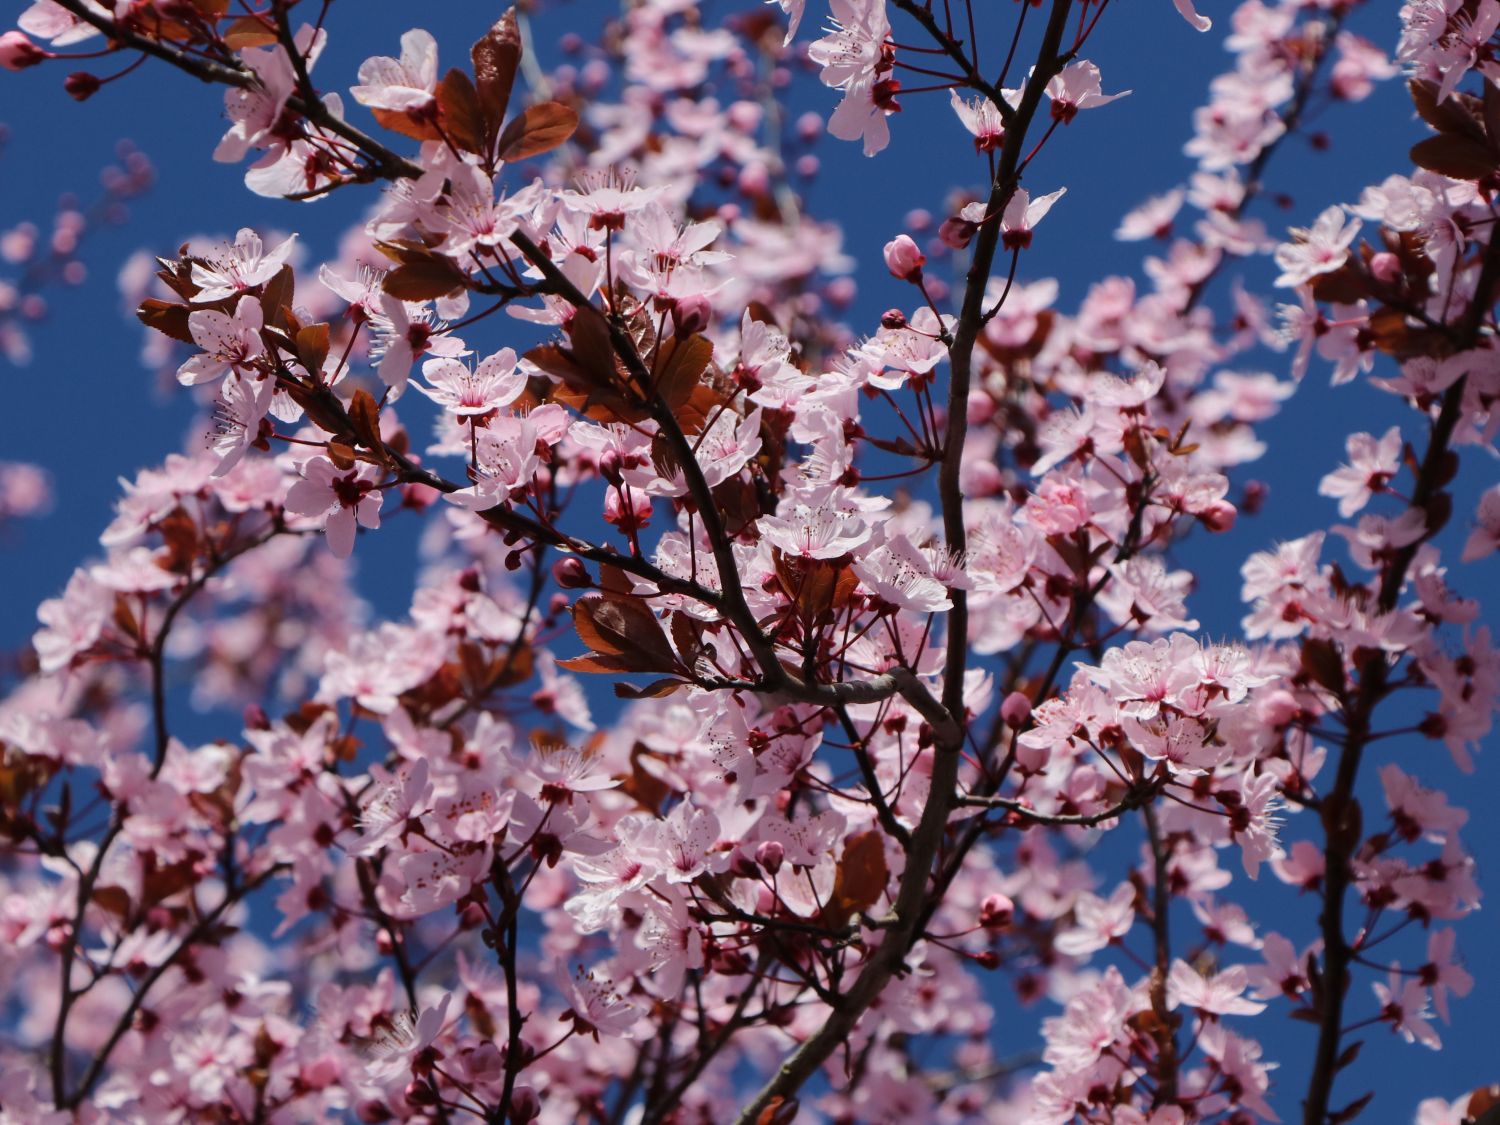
[2,0,1498,1122]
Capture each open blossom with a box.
[177,295,265,386]
[284,456,384,559]
[1461,484,1500,562]
[367,992,452,1083]
[1374,975,1442,1049]
[414,349,528,416]
[807,0,890,90]
[1167,961,1267,1018]
[1001,188,1065,250]
[1274,206,1360,287]
[191,228,297,302]
[1045,61,1130,123]
[350,29,439,113]
[949,88,1015,152]
[1318,425,1402,517]
[561,967,640,1039]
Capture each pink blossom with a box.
[350,29,439,113]
[285,456,384,559]
[178,295,266,386]
[1001,187,1066,251]
[190,228,297,302]
[1045,61,1130,123]
[1273,206,1360,288]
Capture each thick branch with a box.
[1302,225,1500,1125]
[731,4,1079,1121]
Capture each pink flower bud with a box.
[671,293,712,339]
[551,557,593,589]
[0,31,46,71]
[1369,251,1400,285]
[938,215,979,250]
[883,234,926,281]
[1199,499,1237,533]
[756,839,785,875]
[980,893,1015,929]
[510,1087,541,1123]
[598,449,624,486]
[1000,691,1032,729]
[880,308,907,329]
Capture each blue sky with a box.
[2,0,1496,1117]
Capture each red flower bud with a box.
[552,557,593,589]
[64,71,101,101]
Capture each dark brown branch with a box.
[1301,223,1500,1125]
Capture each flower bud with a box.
[64,71,101,101]
[598,449,624,486]
[1199,499,1237,533]
[880,308,906,330]
[1000,691,1031,729]
[552,557,593,589]
[883,234,926,281]
[756,839,785,876]
[1369,251,1400,285]
[939,215,979,250]
[671,293,712,339]
[0,31,47,71]
[980,893,1014,929]
[509,1087,541,1123]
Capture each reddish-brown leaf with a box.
[1300,637,1346,695]
[222,16,278,49]
[259,264,297,331]
[496,101,579,161]
[1409,80,1488,144]
[438,69,485,154]
[348,388,384,454]
[472,9,522,140]
[569,594,680,674]
[652,333,713,415]
[383,258,470,301]
[294,322,330,374]
[833,830,889,915]
[137,298,194,344]
[1410,134,1499,180]
[614,677,686,699]
[371,106,444,142]
[93,885,132,919]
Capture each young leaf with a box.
[832,830,889,915]
[496,102,579,162]
[383,257,471,301]
[437,69,485,154]
[472,9,522,139]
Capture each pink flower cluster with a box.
[2,0,1498,1122]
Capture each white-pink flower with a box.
[191,228,298,302]
[415,349,528,416]
[350,29,439,113]
[1045,61,1130,123]
[178,295,266,386]
[1274,206,1361,288]
[284,456,383,559]
[1001,188,1066,251]
[1318,425,1402,517]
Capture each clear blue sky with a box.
[2,0,1494,1117]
